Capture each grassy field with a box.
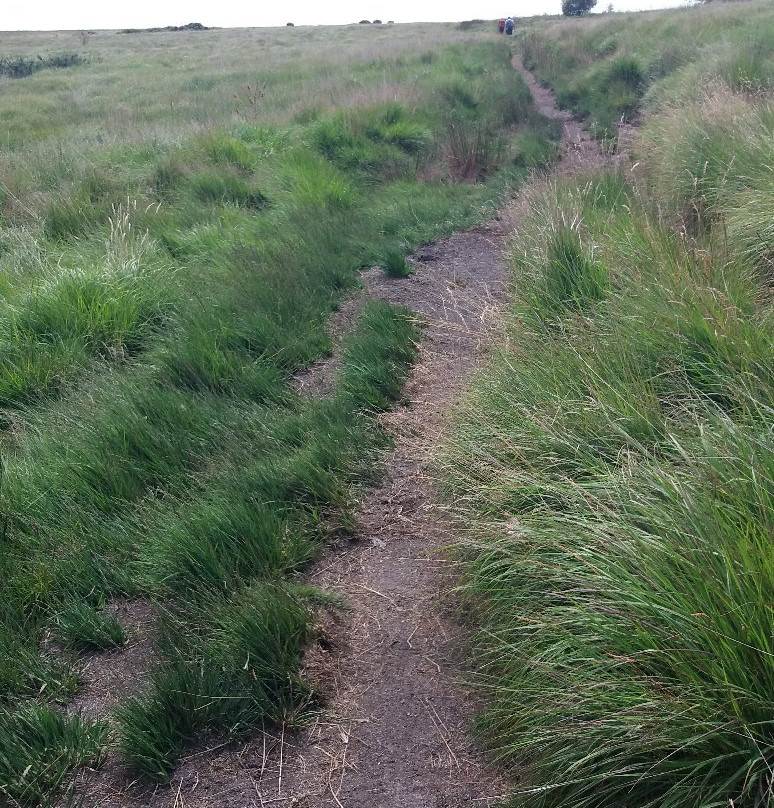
[0,21,559,806]
[518,0,773,138]
[440,2,773,807]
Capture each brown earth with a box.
[64,58,628,808]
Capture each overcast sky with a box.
[2,0,690,31]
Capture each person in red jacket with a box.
[497,18,505,33]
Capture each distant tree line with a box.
[120,22,210,34]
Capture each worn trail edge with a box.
[68,58,621,807]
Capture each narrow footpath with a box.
[68,58,623,808]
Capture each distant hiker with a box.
[497,18,505,33]
[504,16,514,35]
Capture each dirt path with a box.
[66,58,619,808]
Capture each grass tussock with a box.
[639,84,773,266]
[54,601,126,652]
[439,163,773,806]
[0,703,106,806]
[116,583,311,781]
[337,300,420,411]
[380,246,413,277]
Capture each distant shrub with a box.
[359,20,371,24]
[457,19,486,30]
[562,0,597,14]
[0,53,85,79]
[120,22,209,33]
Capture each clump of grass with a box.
[189,173,269,209]
[199,131,257,171]
[117,583,311,781]
[337,300,419,411]
[0,211,174,408]
[374,120,432,154]
[639,85,773,250]
[380,246,412,277]
[364,106,433,155]
[42,197,102,242]
[55,601,126,651]
[453,425,773,808]
[511,131,559,168]
[281,150,358,209]
[0,702,106,806]
[444,119,506,181]
[536,225,608,313]
[0,610,79,703]
[0,53,85,79]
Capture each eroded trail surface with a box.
[69,59,621,808]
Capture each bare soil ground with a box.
[64,58,625,808]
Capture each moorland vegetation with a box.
[440,1,773,806]
[0,22,557,806]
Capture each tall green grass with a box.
[519,0,774,136]
[639,85,773,268]
[439,170,772,807]
[0,703,106,806]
